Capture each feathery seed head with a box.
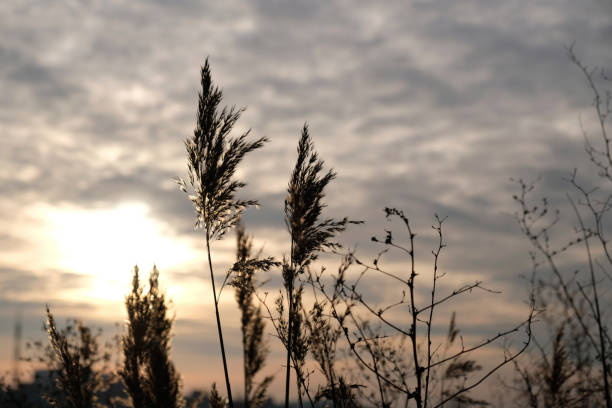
[285,124,361,273]
[177,58,267,241]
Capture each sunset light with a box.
[2,1,611,406]
[44,202,195,301]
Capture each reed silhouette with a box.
[229,222,277,408]
[177,57,268,408]
[280,124,360,408]
[43,307,101,408]
[120,266,182,408]
[12,55,612,407]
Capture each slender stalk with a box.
[243,339,249,408]
[207,229,234,408]
[243,351,248,408]
[407,221,423,408]
[282,125,357,406]
[179,60,267,407]
[297,381,304,408]
[284,277,293,408]
[284,240,294,408]
[289,330,316,408]
[424,216,444,408]
[349,312,387,407]
[258,281,313,408]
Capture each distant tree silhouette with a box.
[42,307,109,408]
[120,266,183,408]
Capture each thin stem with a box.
[243,324,249,408]
[206,229,234,408]
[428,321,528,369]
[432,318,532,408]
[284,277,293,408]
[568,196,612,407]
[284,238,295,408]
[424,216,445,408]
[348,313,388,407]
[327,295,410,395]
[406,220,423,408]
[257,290,314,407]
[515,184,600,350]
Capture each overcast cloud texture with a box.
[1,0,611,398]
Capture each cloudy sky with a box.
[1,0,611,400]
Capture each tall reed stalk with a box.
[283,124,358,407]
[230,222,276,408]
[178,58,267,408]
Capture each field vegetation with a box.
[1,49,610,408]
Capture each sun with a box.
[45,202,196,302]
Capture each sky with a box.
[1,0,611,401]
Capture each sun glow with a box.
[45,202,196,302]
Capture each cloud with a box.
[0,267,87,298]
[1,0,611,394]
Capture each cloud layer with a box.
[1,0,611,396]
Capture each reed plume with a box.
[44,307,99,408]
[208,383,227,408]
[177,58,267,408]
[283,124,360,407]
[121,267,149,408]
[230,222,276,408]
[120,266,183,408]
